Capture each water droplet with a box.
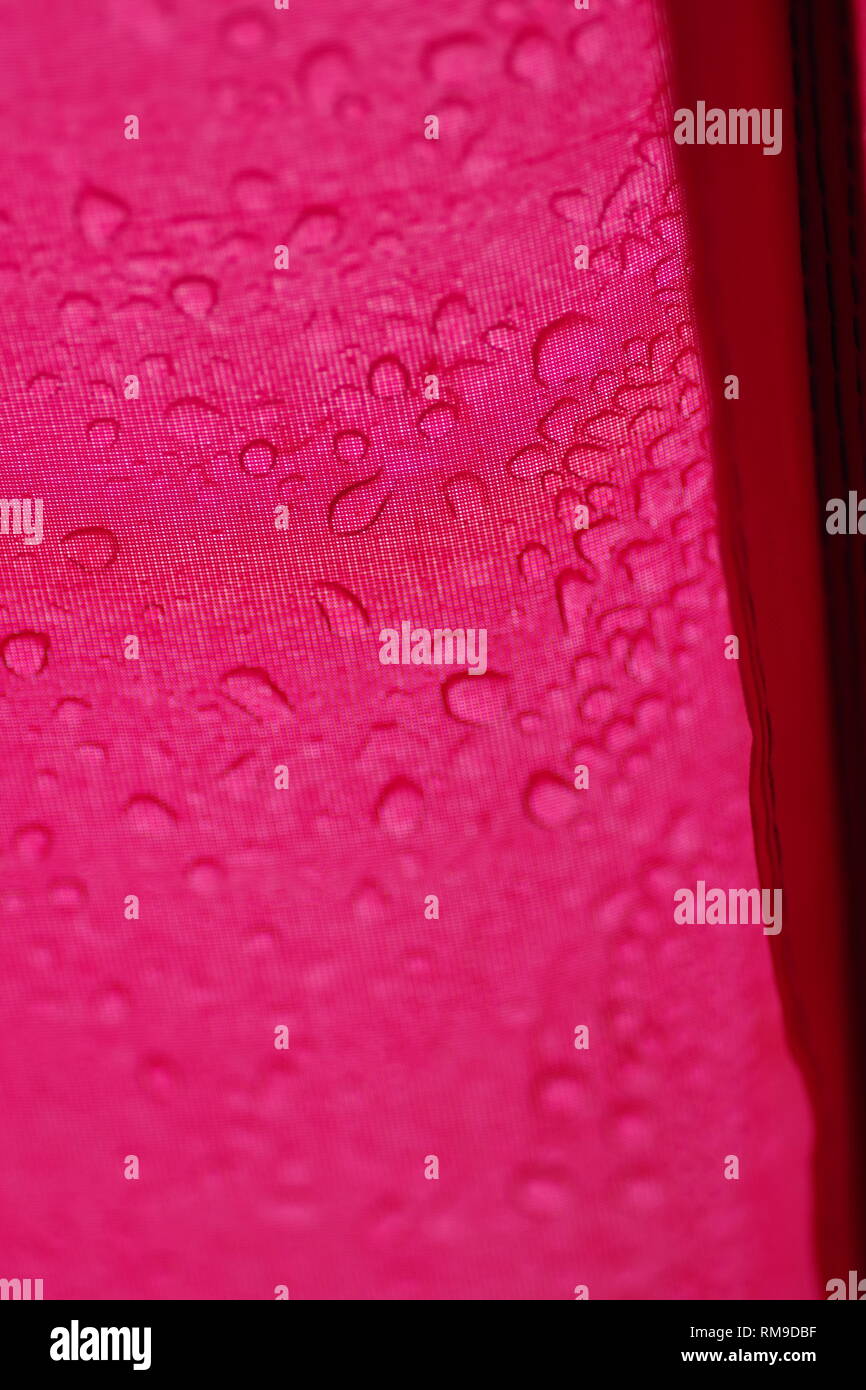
[524,772,580,827]
[49,877,88,910]
[418,402,458,441]
[94,984,131,1025]
[60,294,100,332]
[350,879,390,923]
[76,187,129,250]
[532,312,601,388]
[239,439,277,477]
[123,794,178,836]
[555,569,589,635]
[222,8,269,53]
[230,169,277,214]
[333,429,369,462]
[532,1068,588,1123]
[312,582,370,635]
[289,205,343,253]
[220,666,291,721]
[421,33,488,84]
[298,43,354,117]
[86,417,119,448]
[368,354,409,400]
[374,778,424,839]
[61,527,119,571]
[511,1164,572,1219]
[327,473,392,536]
[517,543,551,582]
[482,319,519,352]
[138,1053,178,1100]
[442,672,508,725]
[549,189,587,223]
[164,396,224,442]
[1,631,49,677]
[442,471,489,519]
[505,27,557,90]
[13,823,52,861]
[186,859,226,895]
[170,276,217,318]
[508,444,549,480]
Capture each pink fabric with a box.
[0,0,815,1299]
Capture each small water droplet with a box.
[418,402,458,441]
[170,276,217,318]
[511,1164,572,1220]
[230,169,277,214]
[333,429,369,463]
[289,205,343,253]
[442,471,489,519]
[186,859,226,895]
[505,27,557,89]
[368,354,409,400]
[49,877,88,910]
[13,823,52,861]
[532,1068,588,1123]
[327,473,392,536]
[239,439,277,477]
[374,777,424,839]
[123,794,178,836]
[312,582,370,635]
[139,1053,178,1100]
[517,543,551,582]
[76,187,130,250]
[94,984,131,1025]
[87,417,119,448]
[222,8,269,53]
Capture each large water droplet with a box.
[1,631,49,677]
[532,312,601,388]
[524,772,580,827]
[61,527,119,571]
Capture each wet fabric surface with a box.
[0,0,815,1298]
